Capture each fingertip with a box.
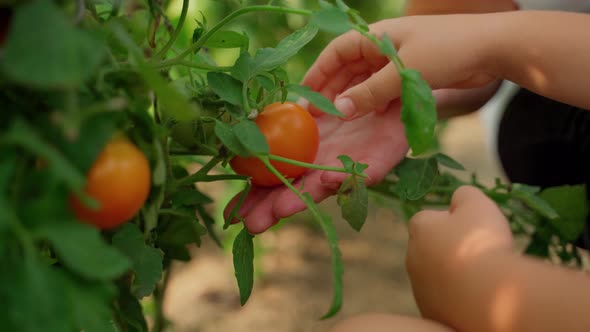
[449,185,485,213]
[407,210,447,239]
[334,97,357,119]
[244,214,279,235]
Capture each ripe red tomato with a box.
[230,102,319,187]
[70,138,151,229]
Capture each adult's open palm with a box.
[223,103,408,234]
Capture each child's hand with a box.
[405,186,513,321]
[304,14,498,119]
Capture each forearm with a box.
[489,11,590,110]
[444,252,590,331]
[404,0,516,16]
[434,81,502,118]
[404,1,513,117]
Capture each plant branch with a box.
[157,5,312,66]
[153,0,190,59]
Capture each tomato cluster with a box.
[70,138,151,229]
[230,102,319,186]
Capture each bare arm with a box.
[404,0,516,116]
[446,252,590,332]
[405,0,516,16]
[490,10,590,110]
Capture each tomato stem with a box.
[152,270,171,332]
[259,156,343,318]
[224,182,251,229]
[153,0,189,60]
[174,156,245,187]
[155,60,232,72]
[157,5,312,67]
[268,154,366,177]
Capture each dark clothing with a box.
[497,88,590,249]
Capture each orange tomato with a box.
[70,138,151,229]
[230,102,319,187]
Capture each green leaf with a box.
[231,52,254,82]
[35,222,132,281]
[311,204,343,319]
[512,183,541,194]
[338,155,355,173]
[256,75,275,91]
[287,84,344,116]
[112,224,163,299]
[232,227,254,305]
[233,120,269,155]
[215,120,250,157]
[68,278,118,332]
[115,286,148,332]
[311,7,353,35]
[1,0,104,87]
[524,231,551,258]
[157,214,207,248]
[0,259,75,332]
[61,112,123,173]
[170,188,213,208]
[205,30,249,49]
[393,157,440,200]
[251,24,318,74]
[400,69,438,155]
[434,153,465,171]
[207,71,244,106]
[0,154,17,231]
[511,184,559,220]
[109,22,196,127]
[337,176,368,231]
[539,185,588,241]
[4,119,86,192]
[196,205,222,248]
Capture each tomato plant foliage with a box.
[0,0,587,330]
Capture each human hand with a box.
[306,14,500,120]
[224,13,501,234]
[224,100,408,234]
[405,186,514,321]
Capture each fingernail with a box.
[335,97,356,118]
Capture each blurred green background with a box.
[166,0,407,83]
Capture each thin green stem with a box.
[158,6,312,66]
[175,156,222,187]
[199,174,248,182]
[242,79,251,113]
[224,182,251,229]
[260,157,317,216]
[6,209,36,259]
[159,209,194,218]
[152,270,171,332]
[153,0,190,59]
[268,155,363,176]
[354,27,406,72]
[155,60,232,72]
[259,156,343,318]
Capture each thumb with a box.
[334,62,401,119]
